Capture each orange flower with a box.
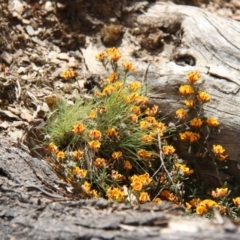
[61,68,76,79]
[128,81,141,91]
[73,167,87,178]
[106,187,125,201]
[139,120,151,129]
[112,151,123,160]
[153,198,162,204]
[175,163,194,175]
[145,105,159,116]
[129,114,138,123]
[57,151,65,159]
[95,51,108,61]
[206,117,220,127]
[88,140,101,149]
[179,85,194,95]
[196,205,208,215]
[111,170,125,180]
[211,188,228,198]
[176,108,187,120]
[139,192,150,202]
[107,72,118,83]
[102,85,114,95]
[179,131,200,143]
[113,81,124,89]
[123,160,132,170]
[197,91,210,102]
[187,71,200,84]
[131,105,141,115]
[142,135,154,143]
[190,118,203,128]
[162,145,175,155]
[82,181,91,194]
[160,190,177,201]
[106,127,118,137]
[106,47,121,61]
[131,180,143,191]
[135,95,149,105]
[184,99,195,108]
[73,150,84,160]
[212,145,228,161]
[137,149,152,159]
[122,61,136,71]
[94,158,106,167]
[88,129,102,139]
[72,123,85,134]
[48,142,58,153]
[189,198,201,207]
[233,197,240,206]
[89,109,97,119]
[145,116,157,124]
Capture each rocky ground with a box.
[0,0,240,155]
[1,0,240,239]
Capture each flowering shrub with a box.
[46,48,240,218]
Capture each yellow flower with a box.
[106,187,125,201]
[190,118,203,128]
[112,151,123,160]
[88,140,101,150]
[153,198,162,204]
[107,72,118,83]
[145,105,159,116]
[131,105,141,115]
[94,158,106,167]
[162,145,175,155]
[179,85,194,95]
[102,85,115,95]
[206,117,220,127]
[89,109,97,119]
[135,95,149,105]
[90,189,99,198]
[88,129,102,139]
[185,202,192,210]
[113,81,124,89]
[179,131,200,143]
[106,47,121,61]
[160,190,177,201]
[106,127,118,137]
[57,151,65,159]
[82,181,91,194]
[145,116,157,124]
[95,51,108,61]
[139,120,151,129]
[187,71,200,84]
[184,99,195,108]
[211,188,228,198]
[72,123,85,134]
[196,205,208,215]
[73,150,84,160]
[73,167,87,178]
[122,61,136,71]
[61,68,76,79]
[175,163,194,175]
[212,145,228,161]
[137,149,152,159]
[48,142,58,153]
[176,108,187,120]
[142,135,154,143]
[197,91,210,102]
[123,160,132,170]
[154,122,167,134]
[129,114,138,123]
[139,192,150,202]
[233,197,240,206]
[128,81,141,91]
[131,180,143,191]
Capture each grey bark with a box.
[0,139,239,239]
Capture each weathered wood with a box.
[0,139,239,239]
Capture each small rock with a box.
[0,121,10,129]
[63,83,72,93]
[58,53,70,60]
[25,25,35,36]
[45,1,54,12]
[68,57,78,67]
[30,19,39,30]
[48,51,59,59]
[57,2,66,9]
[20,109,33,122]
[8,107,21,116]
[232,0,240,9]
[8,0,25,15]
[1,51,13,64]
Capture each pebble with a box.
[58,53,70,60]
[9,0,25,15]
[1,51,13,64]
[45,1,54,12]
[25,25,35,36]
